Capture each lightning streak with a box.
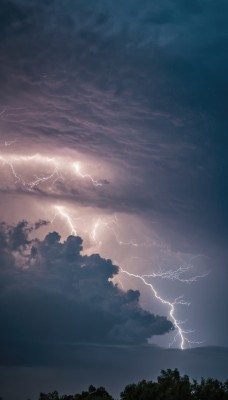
[74,162,102,187]
[0,153,60,189]
[142,264,208,284]
[28,167,60,188]
[51,206,78,236]
[119,266,193,350]
[50,207,205,350]
[91,216,142,248]
[0,153,104,189]
[0,155,25,184]
[0,149,205,350]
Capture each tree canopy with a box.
[120,369,228,400]
[37,369,228,400]
[39,385,114,400]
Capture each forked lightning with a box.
[0,150,206,349]
[51,207,205,350]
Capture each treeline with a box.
[38,369,228,400]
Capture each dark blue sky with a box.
[0,1,228,399]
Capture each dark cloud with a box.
[0,221,173,363]
[0,0,28,35]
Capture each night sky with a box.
[0,1,228,399]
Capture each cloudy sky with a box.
[0,1,228,399]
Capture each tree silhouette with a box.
[74,386,113,400]
[39,386,114,400]
[120,379,157,400]
[39,392,59,400]
[192,377,228,400]
[120,369,228,400]
[39,370,228,400]
[157,368,192,400]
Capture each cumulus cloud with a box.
[0,220,173,366]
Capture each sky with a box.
[0,0,228,399]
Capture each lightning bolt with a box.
[73,162,103,187]
[49,205,206,350]
[0,153,60,189]
[142,262,208,284]
[0,152,104,190]
[119,266,187,349]
[51,206,78,236]
[0,149,206,350]
[91,216,144,248]
[118,266,204,350]
[0,156,24,184]
[28,168,60,188]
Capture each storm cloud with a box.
[0,1,228,399]
[0,220,173,363]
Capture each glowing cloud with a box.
[73,162,103,187]
[49,202,206,350]
[0,148,207,350]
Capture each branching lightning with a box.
[119,266,190,349]
[49,205,206,350]
[51,206,78,236]
[0,153,61,189]
[91,216,145,248]
[73,162,103,187]
[0,153,104,190]
[142,263,208,284]
[0,148,206,350]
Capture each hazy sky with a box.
[0,1,228,399]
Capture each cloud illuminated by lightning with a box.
[90,216,150,248]
[51,206,78,236]
[0,152,104,190]
[0,153,60,189]
[0,149,206,350]
[2,140,17,147]
[142,263,208,284]
[118,267,204,350]
[119,267,187,349]
[73,162,103,187]
[49,204,205,350]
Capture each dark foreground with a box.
[36,368,228,400]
